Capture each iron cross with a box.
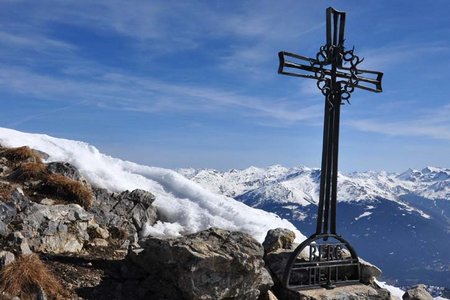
[278,7,383,237]
[278,7,383,290]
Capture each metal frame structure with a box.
[277,7,383,290]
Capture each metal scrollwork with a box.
[311,44,365,104]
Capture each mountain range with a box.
[178,165,450,290]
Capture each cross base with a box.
[282,233,360,291]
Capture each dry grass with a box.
[0,182,14,201]
[0,146,43,164]
[0,254,63,299]
[8,162,48,182]
[40,174,94,209]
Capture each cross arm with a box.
[278,51,383,93]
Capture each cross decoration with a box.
[278,7,383,290]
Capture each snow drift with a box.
[0,127,305,243]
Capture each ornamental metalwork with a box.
[277,7,383,290]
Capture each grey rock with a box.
[263,228,296,254]
[90,188,158,244]
[0,219,9,236]
[264,249,294,285]
[129,227,273,300]
[17,203,93,253]
[359,257,382,284]
[0,201,16,223]
[47,161,86,183]
[0,250,15,268]
[37,285,47,300]
[32,149,50,160]
[9,188,33,211]
[8,231,32,255]
[402,284,433,300]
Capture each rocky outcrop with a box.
[126,227,273,299]
[0,147,159,255]
[402,284,433,300]
[90,188,158,246]
[19,203,93,253]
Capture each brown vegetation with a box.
[40,174,94,209]
[0,254,63,299]
[0,182,14,201]
[0,146,42,164]
[8,162,48,182]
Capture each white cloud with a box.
[349,104,450,141]
[0,65,322,124]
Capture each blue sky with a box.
[0,0,449,172]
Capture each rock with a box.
[40,198,56,205]
[88,223,110,239]
[9,188,33,211]
[260,290,279,300]
[32,149,50,160]
[129,227,273,299]
[90,188,158,245]
[263,228,296,254]
[264,249,293,285]
[280,283,393,300]
[47,161,87,183]
[402,284,433,300]
[0,220,9,236]
[90,238,108,247]
[0,201,16,224]
[17,203,93,254]
[0,250,15,268]
[37,285,48,300]
[8,231,32,255]
[359,257,382,284]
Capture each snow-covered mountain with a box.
[179,165,450,290]
[178,165,450,204]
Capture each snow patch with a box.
[354,211,372,221]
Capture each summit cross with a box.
[277,7,383,290]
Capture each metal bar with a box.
[292,260,359,269]
[289,279,361,291]
[333,10,339,46]
[316,94,331,234]
[326,8,332,46]
[331,90,341,234]
[339,13,346,47]
[283,61,382,85]
[322,96,334,235]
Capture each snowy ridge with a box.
[179,165,450,207]
[0,128,305,243]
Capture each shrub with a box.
[0,253,63,299]
[40,174,94,209]
[8,162,48,182]
[0,146,42,164]
[0,182,14,201]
